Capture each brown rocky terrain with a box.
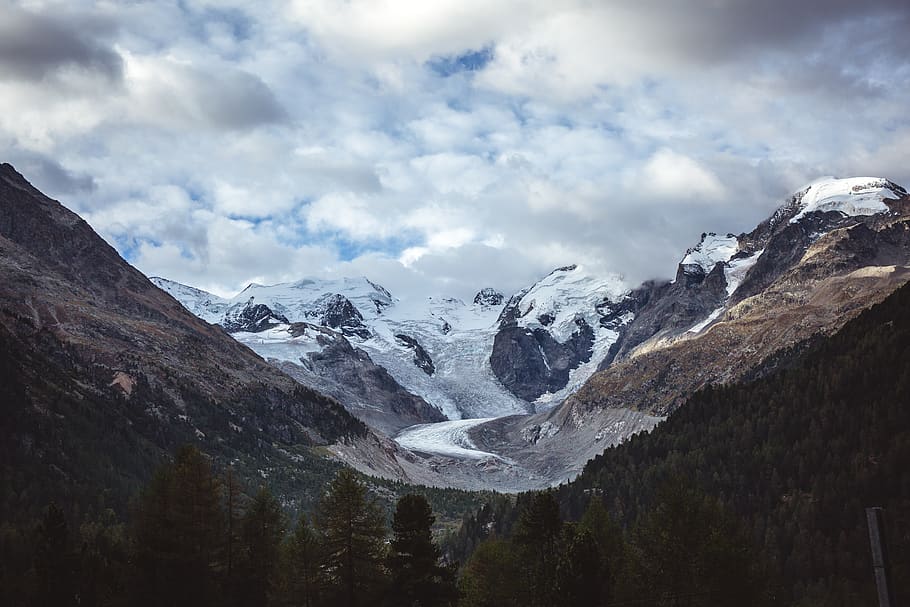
[0,163,366,516]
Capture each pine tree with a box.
[512,491,562,607]
[458,539,523,607]
[237,487,286,607]
[315,468,386,607]
[132,445,224,607]
[555,526,601,607]
[224,467,242,582]
[578,497,623,602]
[280,515,322,607]
[386,494,457,606]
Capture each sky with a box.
[2,0,909,302]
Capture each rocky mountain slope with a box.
[466,177,910,482]
[491,265,627,404]
[0,163,367,517]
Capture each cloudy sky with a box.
[2,0,909,301]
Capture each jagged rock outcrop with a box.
[395,333,435,375]
[311,293,372,338]
[221,299,289,333]
[489,265,627,403]
[473,288,504,306]
[491,320,595,402]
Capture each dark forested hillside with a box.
[559,279,910,604]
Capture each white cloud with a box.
[2,0,908,303]
[289,0,535,62]
[635,149,727,201]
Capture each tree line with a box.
[1,445,458,607]
[453,483,766,607]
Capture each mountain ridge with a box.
[0,163,368,518]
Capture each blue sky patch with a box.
[428,46,494,77]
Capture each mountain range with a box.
[153,174,910,489]
[2,162,909,499]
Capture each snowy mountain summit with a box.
[789,177,906,223]
[155,264,633,424]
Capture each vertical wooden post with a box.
[866,507,895,607]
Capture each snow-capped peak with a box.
[789,176,905,223]
[235,276,395,320]
[504,264,627,342]
[680,233,739,275]
[473,288,505,307]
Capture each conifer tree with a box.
[34,502,75,607]
[132,445,224,607]
[224,467,242,582]
[280,514,321,607]
[238,487,286,607]
[512,491,562,607]
[458,539,522,607]
[579,497,623,601]
[386,494,457,606]
[555,526,602,607]
[315,468,386,607]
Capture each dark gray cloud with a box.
[6,150,96,196]
[199,69,288,129]
[0,7,122,82]
[629,0,910,61]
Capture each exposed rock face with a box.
[489,265,626,403]
[0,163,367,516]
[312,293,371,338]
[276,326,445,435]
[395,333,435,375]
[473,288,504,306]
[599,257,728,368]
[491,320,595,402]
[221,299,289,333]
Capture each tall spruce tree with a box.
[132,445,224,607]
[555,526,602,607]
[315,469,386,607]
[578,497,623,602]
[458,539,523,607]
[385,494,457,607]
[512,491,562,607]
[280,515,322,607]
[237,488,286,607]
